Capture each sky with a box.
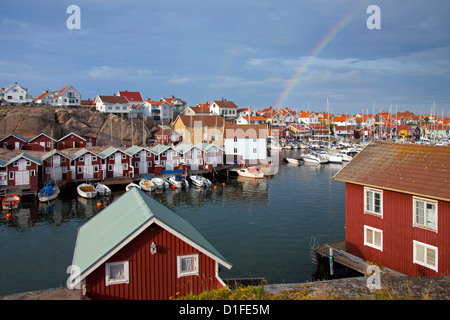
[1,0,450,116]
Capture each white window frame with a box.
[413,196,438,232]
[364,225,383,251]
[177,254,199,278]
[364,187,383,217]
[77,166,83,174]
[105,261,129,286]
[413,240,438,272]
[93,165,99,173]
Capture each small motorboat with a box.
[285,158,303,165]
[77,183,97,199]
[139,175,155,191]
[237,166,265,179]
[325,153,343,164]
[168,175,189,189]
[301,153,321,164]
[38,179,60,202]
[126,183,141,191]
[2,194,21,210]
[96,183,111,196]
[189,174,212,187]
[151,178,169,189]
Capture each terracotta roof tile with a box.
[333,141,450,201]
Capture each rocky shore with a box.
[0,106,158,146]
[1,276,448,300]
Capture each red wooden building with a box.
[0,134,28,151]
[333,142,450,276]
[69,148,103,180]
[40,149,72,183]
[98,147,133,179]
[69,188,232,300]
[26,133,57,151]
[0,152,40,192]
[57,132,86,150]
[125,146,154,176]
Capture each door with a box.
[114,153,123,177]
[15,159,30,185]
[190,149,198,171]
[165,150,174,171]
[85,154,94,178]
[52,155,63,181]
[15,142,20,150]
[139,151,146,174]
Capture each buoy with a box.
[172,185,176,189]
[97,202,102,208]
[222,183,226,186]
[5,213,11,219]
[214,186,217,190]
[254,177,257,180]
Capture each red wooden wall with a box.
[85,223,223,300]
[345,183,450,276]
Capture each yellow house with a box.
[173,115,225,146]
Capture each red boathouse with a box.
[69,188,232,300]
[333,142,450,277]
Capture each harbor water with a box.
[0,149,346,296]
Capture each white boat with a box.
[126,183,141,191]
[301,153,321,164]
[96,183,111,196]
[325,153,343,164]
[77,183,97,199]
[3,194,21,210]
[337,152,353,162]
[139,178,155,191]
[285,157,303,165]
[168,175,189,189]
[237,166,264,178]
[38,179,60,202]
[189,174,212,187]
[151,178,169,189]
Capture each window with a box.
[177,254,198,277]
[108,164,113,171]
[105,261,129,285]
[234,148,238,154]
[77,166,83,174]
[92,156,97,162]
[93,165,99,173]
[413,197,437,231]
[364,187,383,217]
[79,156,84,162]
[413,241,438,272]
[364,225,383,251]
[9,171,14,180]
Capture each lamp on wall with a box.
[150,242,157,255]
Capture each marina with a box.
[0,148,347,297]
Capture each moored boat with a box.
[301,153,321,164]
[96,183,111,196]
[38,181,60,202]
[139,178,155,191]
[125,183,141,191]
[285,157,303,165]
[2,194,21,210]
[189,174,212,187]
[237,166,264,178]
[151,178,169,189]
[168,175,189,189]
[77,183,97,199]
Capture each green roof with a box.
[6,152,41,165]
[71,188,231,286]
[97,146,121,158]
[149,144,170,155]
[174,143,194,154]
[125,145,145,156]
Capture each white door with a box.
[139,151,146,174]
[165,150,174,170]
[15,142,20,150]
[52,155,63,180]
[114,153,123,177]
[85,154,93,178]
[15,159,29,185]
[190,149,199,170]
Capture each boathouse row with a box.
[0,140,226,194]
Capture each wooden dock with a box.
[312,240,406,277]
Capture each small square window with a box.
[105,261,129,286]
[364,225,383,251]
[364,187,383,217]
[177,254,198,278]
[413,241,438,272]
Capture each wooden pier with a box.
[311,240,406,279]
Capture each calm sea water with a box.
[0,149,346,296]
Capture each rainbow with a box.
[275,2,369,108]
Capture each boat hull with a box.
[39,186,60,202]
[2,194,21,210]
[77,184,97,199]
[96,184,111,196]
[139,179,155,191]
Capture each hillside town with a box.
[1,82,449,196]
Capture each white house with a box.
[161,96,188,115]
[224,124,268,165]
[139,99,173,121]
[95,95,131,117]
[237,107,257,117]
[35,86,82,107]
[209,99,238,119]
[298,112,320,124]
[236,115,266,125]
[1,82,33,105]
